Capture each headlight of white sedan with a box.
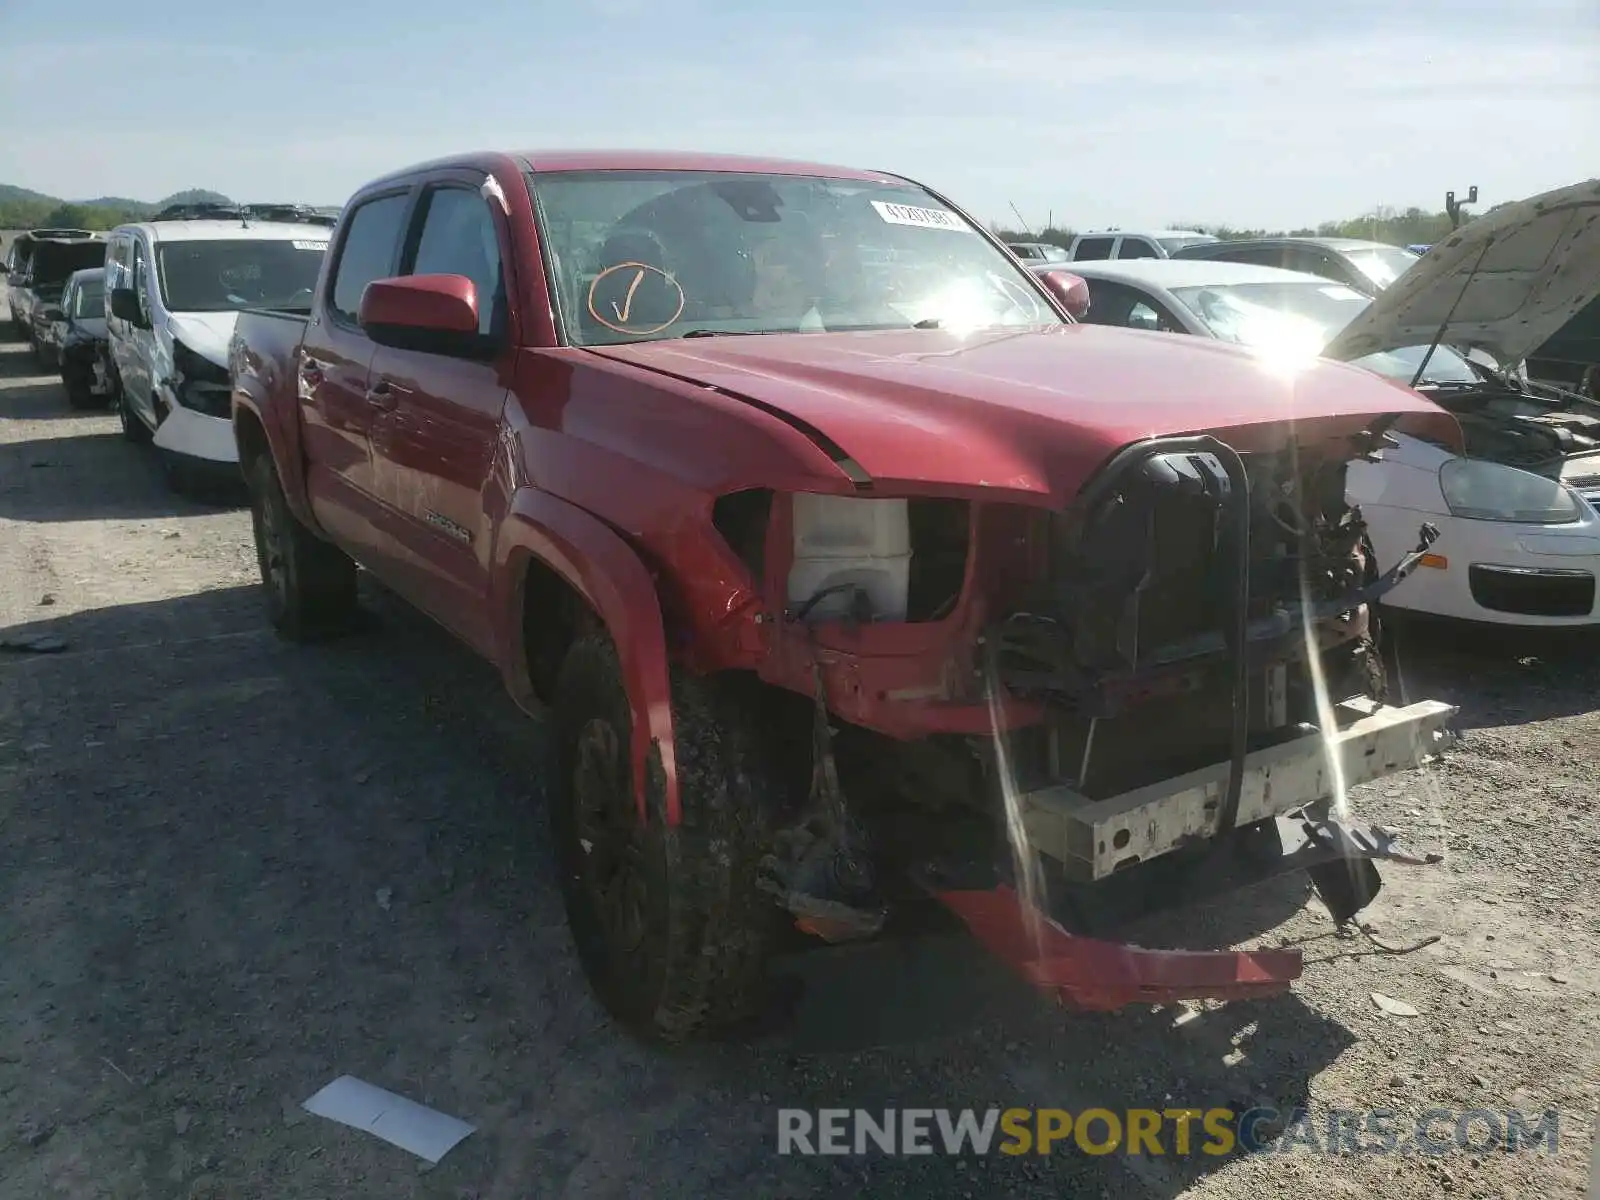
[1438,458,1584,524]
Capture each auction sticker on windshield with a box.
[291,241,329,251]
[871,201,969,232]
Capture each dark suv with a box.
[1171,236,1421,296]
[6,231,105,358]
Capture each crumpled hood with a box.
[586,324,1450,501]
[1323,177,1600,369]
[165,311,240,368]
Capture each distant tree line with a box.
[992,201,1512,250]
[0,187,234,231]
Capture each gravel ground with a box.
[0,314,1596,1200]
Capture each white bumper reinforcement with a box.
[1023,698,1459,881]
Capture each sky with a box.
[1,0,1595,231]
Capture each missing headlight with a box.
[171,340,232,418]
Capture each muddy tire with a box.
[65,376,99,411]
[551,635,779,1042]
[246,453,358,642]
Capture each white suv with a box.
[1067,229,1218,261]
[103,217,330,481]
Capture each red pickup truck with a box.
[230,150,1460,1041]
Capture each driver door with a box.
[122,239,158,426]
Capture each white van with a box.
[103,218,331,475]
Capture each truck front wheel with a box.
[246,454,358,642]
[551,635,780,1042]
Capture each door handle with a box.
[365,380,399,411]
[299,356,326,385]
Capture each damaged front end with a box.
[944,432,1457,1009]
[737,429,1457,1012]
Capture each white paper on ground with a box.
[302,1075,476,1164]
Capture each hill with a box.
[0,185,234,231]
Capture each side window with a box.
[1284,247,1337,282]
[330,193,411,324]
[407,186,506,338]
[1227,246,1286,269]
[1073,236,1116,261]
[1078,280,1137,327]
[1127,300,1162,329]
[1116,238,1161,260]
[131,241,152,322]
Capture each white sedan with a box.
[1033,180,1600,627]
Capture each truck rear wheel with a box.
[551,635,779,1042]
[246,454,358,642]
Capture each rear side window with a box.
[1221,246,1285,268]
[1073,236,1116,261]
[408,187,505,337]
[1116,238,1161,260]
[330,193,410,323]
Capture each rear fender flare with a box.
[233,391,317,530]
[494,490,680,825]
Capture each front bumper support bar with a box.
[1021,697,1458,882]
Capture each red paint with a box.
[1035,269,1092,319]
[935,885,1303,1011]
[233,147,1460,828]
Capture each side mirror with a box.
[110,286,144,325]
[1037,269,1092,320]
[358,274,482,355]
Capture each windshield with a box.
[1158,235,1217,254]
[155,239,328,313]
[1342,245,1420,290]
[1169,279,1478,383]
[529,170,1062,345]
[70,279,104,319]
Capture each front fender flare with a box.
[493,489,680,825]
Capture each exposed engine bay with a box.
[987,436,1410,799]
[1417,370,1600,474]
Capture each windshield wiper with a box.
[680,328,810,338]
[913,318,941,329]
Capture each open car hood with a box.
[1322,177,1600,370]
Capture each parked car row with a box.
[4,228,107,364]
[5,206,335,482]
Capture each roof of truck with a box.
[108,220,334,244]
[516,150,897,179]
[358,149,903,191]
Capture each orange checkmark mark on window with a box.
[611,268,645,323]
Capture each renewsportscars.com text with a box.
[776,1106,1563,1158]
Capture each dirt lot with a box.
[0,311,1596,1200]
